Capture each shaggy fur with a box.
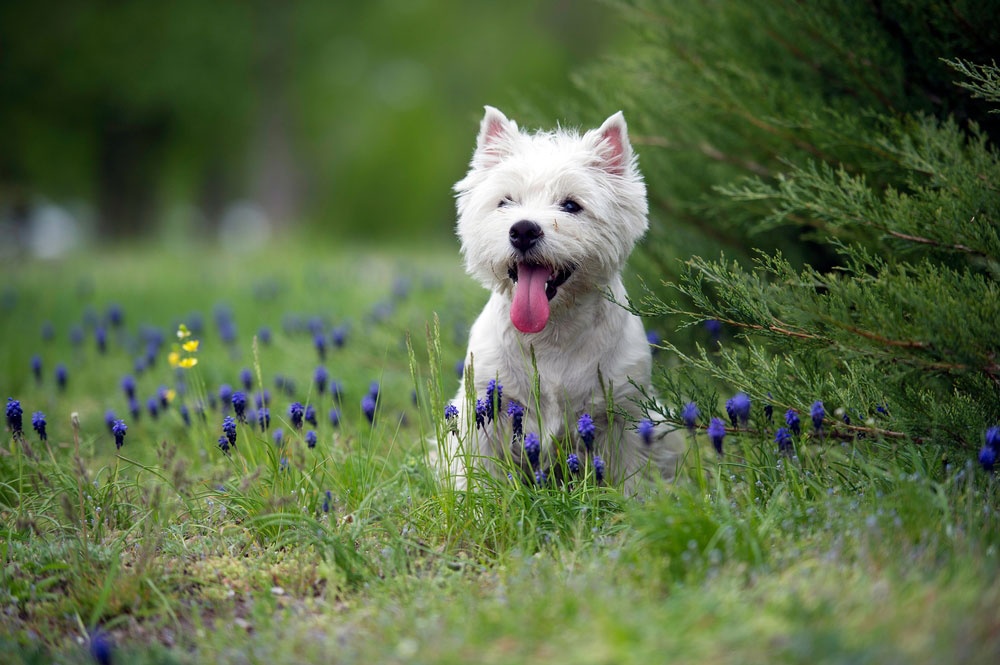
[445,106,679,493]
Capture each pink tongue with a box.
[511,263,552,333]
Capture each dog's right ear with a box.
[473,106,518,168]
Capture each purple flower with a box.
[638,418,655,445]
[507,401,524,439]
[107,303,124,328]
[305,404,317,428]
[980,445,997,472]
[444,403,459,421]
[257,407,270,431]
[314,332,327,360]
[222,416,237,447]
[646,329,661,346]
[180,403,191,427]
[219,384,233,413]
[577,413,596,450]
[524,432,541,467]
[95,326,107,354]
[534,469,547,486]
[232,391,247,422]
[6,397,23,438]
[31,355,42,383]
[986,426,1000,451]
[105,410,117,434]
[474,398,487,429]
[362,394,377,424]
[811,401,825,432]
[31,411,47,442]
[764,394,774,424]
[55,363,67,390]
[322,489,332,513]
[257,326,272,345]
[332,325,348,348]
[593,455,606,483]
[330,380,344,402]
[90,630,114,665]
[147,397,159,420]
[567,453,581,474]
[314,366,329,395]
[726,392,751,428]
[785,409,801,436]
[306,430,317,449]
[112,419,127,449]
[705,319,722,341]
[329,407,341,427]
[254,390,270,409]
[239,368,253,392]
[121,375,136,400]
[289,402,305,430]
[681,402,699,431]
[128,396,141,421]
[485,379,502,422]
[273,428,284,446]
[707,417,726,455]
[157,385,170,410]
[774,427,793,454]
[217,434,231,455]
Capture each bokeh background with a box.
[0,0,622,255]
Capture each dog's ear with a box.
[474,106,518,167]
[593,111,634,176]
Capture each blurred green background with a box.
[0,0,622,252]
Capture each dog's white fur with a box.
[444,106,679,492]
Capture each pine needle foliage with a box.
[579,0,1000,451]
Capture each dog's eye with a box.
[498,197,514,208]
[560,198,583,214]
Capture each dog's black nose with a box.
[509,220,543,252]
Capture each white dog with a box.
[444,106,679,493]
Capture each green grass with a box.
[1,241,998,664]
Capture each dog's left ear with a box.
[593,112,634,176]
[473,106,519,168]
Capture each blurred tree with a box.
[0,0,620,242]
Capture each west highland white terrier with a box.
[444,106,679,493]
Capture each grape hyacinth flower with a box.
[147,397,159,420]
[322,490,332,514]
[726,392,751,428]
[332,325,348,348]
[485,379,502,422]
[180,403,191,427]
[314,332,326,360]
[638,418,654,445]
[577,413,595,451]
[31,355,42,383]
[764,394,774,425]
[289,402,305,430]
[105,410,118,434]
[239,368,253,392]
[257,407,270,432]
[219,384,233,413]
[681,402,699,432]
[329,407,341,427]
[314,366,329,395]
[257,326,272,345]
[474,398,487,429]
[774,427,793,454]
[534,469,547,486]
[121,375,136,400]
[157,385,170,410]
[811,401,825,433]
[507,401,524,440]
[306,430,318,449]
[444,403,459,422]
[222,415,237,448]
[524,432,541,468]
[6,398,23,438]
[95,326,107,354]
[254,390,271,409]
[979,445,997,472]
[128,397,141,421]
[707,417,726,456]
[785,409,801,436]
[593,455,606,483]
[55,363,67,390]
[32,411,47,442]
[705,319,722,345]
[217,434,231,455]
[107,303,124,328]
[330,380,344,403]
[362,394,377,424]
[112,419,127,449]
[273,428,284,447]
[566,453,581,475]
[232,391,248,422]
[305,404,317,428]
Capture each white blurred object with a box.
[219,200,272,251]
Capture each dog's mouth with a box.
[507,261,575,333]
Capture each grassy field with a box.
[1,241,998,664]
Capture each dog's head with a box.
[454,107,648,333]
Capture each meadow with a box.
[2,241,998,664]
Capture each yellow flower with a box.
[168,351,181,368]
[179,357,198,369]
[165,388,177,403]
[182,339,200,353]
[177,323,191,340]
